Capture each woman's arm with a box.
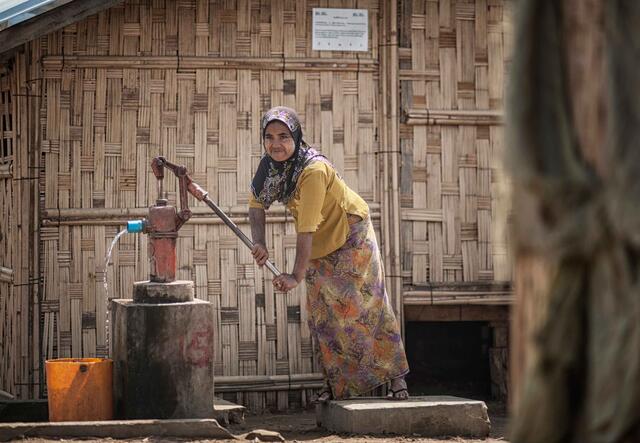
[273,232,312,291]
[272,167,326,291]
[292,232,313,282]
[249,207,268,266]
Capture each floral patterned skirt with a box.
[305,216,410,399]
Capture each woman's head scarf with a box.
[250,106,326,208]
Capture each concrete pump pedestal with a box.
[111,280,214,420]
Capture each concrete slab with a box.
[0,418,236,442]
[316,395,490,438]
[213,397,246,425]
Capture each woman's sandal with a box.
[387,387,409,400]
[312,385,333,403]
[387,377,409,401]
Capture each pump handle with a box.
[150,156,281,277]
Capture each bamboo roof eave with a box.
[0,0,123,63]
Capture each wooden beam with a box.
[41,56,378,73]
[41,204,382,225]
[404,108,504,126]
[403,281,513,306]
[214,373,324,393]
[404,305,510,322]
[0,0,124,62]
[407,281,512,293]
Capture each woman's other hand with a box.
[251,242,269,266]
[273,273,299,292]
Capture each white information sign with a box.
[312,8,368,52]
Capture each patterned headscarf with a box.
[251,106,328,208]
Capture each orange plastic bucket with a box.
[45,358,113,422]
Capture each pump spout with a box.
[127,220,145,233]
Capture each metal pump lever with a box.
[152,156,281,277]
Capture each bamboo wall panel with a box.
[0,49,40,399]
[32,0,382,411]
[0,70,15,395]
[399,0,512,287]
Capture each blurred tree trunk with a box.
[504,0,640,440]
[510,0,607,412]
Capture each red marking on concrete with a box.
[183,326,213,367]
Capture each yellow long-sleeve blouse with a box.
[249,161,369,259]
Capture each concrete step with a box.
[0,418,234,442]
[316,395,490,438]
[213,397,245,425]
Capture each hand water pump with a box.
[128,156,281,281]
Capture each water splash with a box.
[104,228,128,357]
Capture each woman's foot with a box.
[387,377,409,400]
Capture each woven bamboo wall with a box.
[1,0,515,405]
[31,0,381,410]
[399,0,512,288]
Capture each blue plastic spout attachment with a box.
[127,220,145,233]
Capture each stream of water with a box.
[104,228,128,357]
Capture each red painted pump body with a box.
[147,199,180,283]
[143,157,198,283]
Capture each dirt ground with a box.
[16,402,509,442]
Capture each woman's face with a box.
[264,121,295,162]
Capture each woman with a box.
[249,106,409,401]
